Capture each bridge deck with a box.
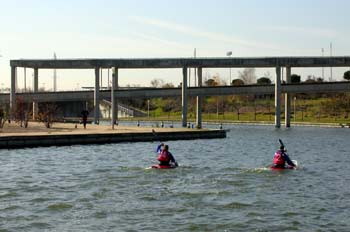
[1,82,350,103]
[10,56,350,68]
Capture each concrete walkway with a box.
[0,122,226,149]
[0,122,198,137]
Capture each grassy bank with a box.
[130,96,350,125]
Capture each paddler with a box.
[272,145,296,169]
[156,144,177,167]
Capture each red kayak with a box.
[270,165,296,170]
[151,164,177,169]
[270,160,298,170]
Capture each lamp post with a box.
[194,48,197,86]
[294,96,297,121]
[24,68,26,92]
[108,68,110,89]
[0,55,2,93]
[226,51,232,85]
[330,42,333,81]
[321,48,324,80]
[147,99,150,119]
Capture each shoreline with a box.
[102,118,350,128]
[0,122,226,149]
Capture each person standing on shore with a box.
[81,110,89,129]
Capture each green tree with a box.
[316,77,324,82]
[205,78,217,86]
[291,74,301,83]
[343,70,350,81]
[257,77,272,85]
[231,79,244,86]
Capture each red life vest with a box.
[158,150,170,163]
[273,150,285,165]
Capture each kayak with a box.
[151,164,177,169]
[270,165,296,170]
[270,160,298,170]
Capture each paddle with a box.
[152,129,161,144]
[278,138,285,148]
[152,129,178,167]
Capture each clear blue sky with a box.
[0,0,349,90]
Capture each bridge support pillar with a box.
[94,67,100,124]
[10,66,16,120]
[33,68,39,120]
[275,66,281,128]
[285,66,292,127]
[111,67,118,129]
[182,67,188,127]
[196,67,202,129]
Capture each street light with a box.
[226,51,232,85]
[0,55,2,93]
[294,96,297,121]
[330,42,333,81]
[147,99,150,119]
[321,48,324,80]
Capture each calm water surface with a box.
[0,125,349,231]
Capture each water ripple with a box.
[0,125,349,231]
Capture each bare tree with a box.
[229,96,244,120]
[162,82,175,88]
[264,71,272,79]
[13,97,30,128]
[38,103,60,128]
[150,78,165,88]
[0,108,5,128]
[238,68,256,84]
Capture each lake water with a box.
[1,125,349,231]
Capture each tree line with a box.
[1,68,350,127]
[138,68,350,122]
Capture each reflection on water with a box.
[0,125,349,231]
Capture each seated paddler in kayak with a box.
[272,145,296,169]
[156,143,178,167]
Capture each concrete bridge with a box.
[9,56,350,128]
[2,82,350,101]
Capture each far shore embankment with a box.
[0,122,226,149]
[101,117,350,129]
